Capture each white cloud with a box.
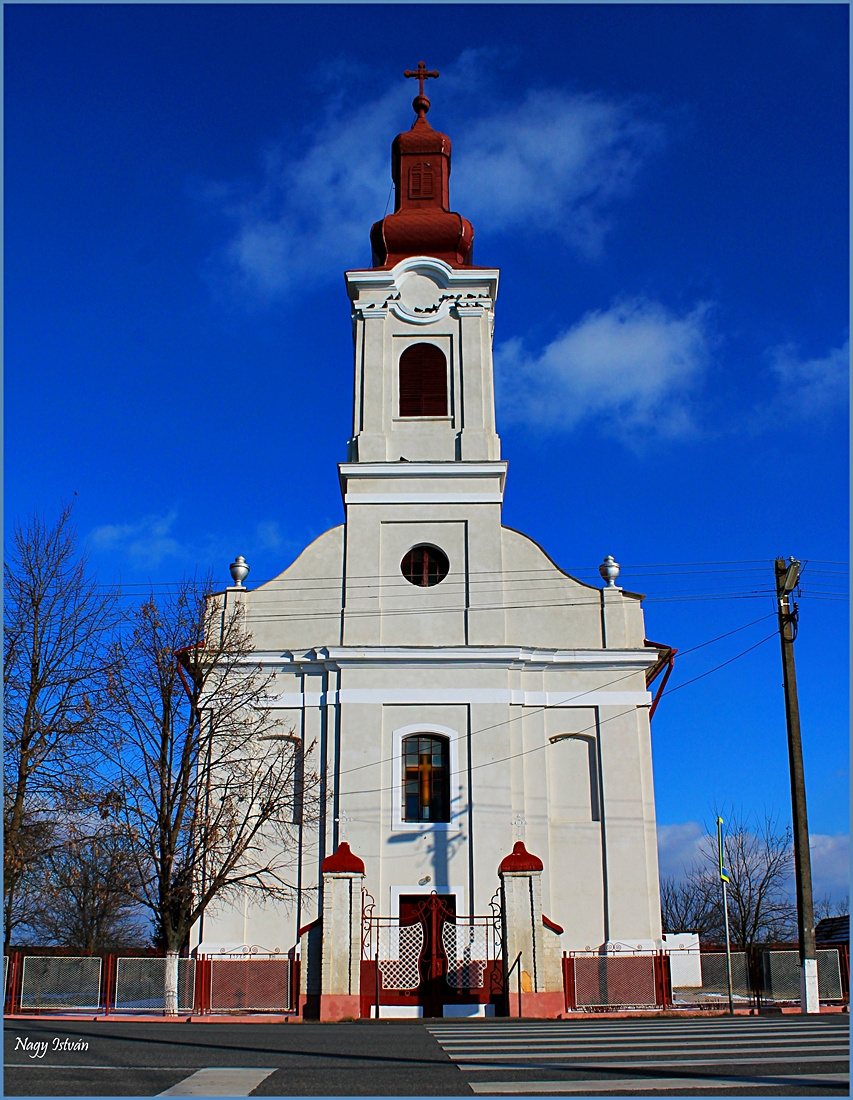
[452,89,664,256]
[766,339,849,419]
[253,520,284,552]
[657,821,705,880]
[658,822,849,903]
[88,512,304,581]
[809,833,850,899]
[206,58,665,296]
[88,510,183,570]
[495,297,712,439]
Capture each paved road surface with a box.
[3,1014,849,1096]
[427,1016,850,1095]
[4,1019,468,1096]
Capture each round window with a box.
[401,545,449,587]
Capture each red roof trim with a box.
[499,841,544,874]
[321,841,365,875]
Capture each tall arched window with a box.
[403,734,450,822]
[399,343,447,417]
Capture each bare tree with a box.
[3,503,118,947]
[814,893,849,921]
[706,811,797,947]
[660,874,719,937]
[102,582,315,1013]
[27,823,147,951]
[661,809,797,948]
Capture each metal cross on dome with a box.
[404,60,439,97]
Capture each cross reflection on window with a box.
[403,734,449,822]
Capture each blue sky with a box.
[5,5,848,899]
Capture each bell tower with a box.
[344,67,502,465]
[338,66,507,647]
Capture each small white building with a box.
[195,79,668,1018]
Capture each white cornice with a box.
[254,646,659,671]
[266,689,652,708]
[339,461,508,496]
[344,493,503,505]
[345,256,500,299]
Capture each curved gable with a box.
[244,525,345,650]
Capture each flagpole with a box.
[717,816,734,1015]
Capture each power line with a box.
[659,632,778,698]
[328,614,782,790]
[86,557,848,592]
[341,622,779,799]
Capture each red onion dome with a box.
[499,841,544,874]
[321,842,365,874]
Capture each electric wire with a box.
[340,624,780,800]
[88,557,849,594]
[324,613,781,788]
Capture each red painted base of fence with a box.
[4,944,848,1019]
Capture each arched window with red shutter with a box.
[399,343,448,417]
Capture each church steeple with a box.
[345,69,500,465]
[370,63,474,268]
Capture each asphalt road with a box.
[3,1014,850,1097]
[4,1019,469,1097]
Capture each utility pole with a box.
[774,557,818,1013]
[717,816,734,1015]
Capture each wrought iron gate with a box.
[361,891,502,1017]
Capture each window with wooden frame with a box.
[408,162,435,199]
[399,343,447,417]
[403,734,450,822]
[401,544,449,587]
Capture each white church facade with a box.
[194,70,670,1019]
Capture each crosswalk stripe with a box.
[429,1029,848,1042]
[428,1019,850,1028]
[457,1054,849,1071]
[467,1072,851,1094]
[157,1068,276,1096]
[426,1017,850,1095]
[430,1023,849,1030]
[433,1036,845,1049]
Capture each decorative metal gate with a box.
[361,891,502,1017]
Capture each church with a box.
[194,66,669,1019]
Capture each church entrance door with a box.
[361,891,503,1018]
[399,893,456,1018]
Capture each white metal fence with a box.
[761,949,843,1001]
[20,956,102,1010]
[114,957,196,1012]
[685,951,752,1002]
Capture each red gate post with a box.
[192,955,203,1016]
[374,946,380,1019]
[562,952,576,1012]
[7,952,21,1015]
[103,955,112,1016]
[654,951,673,1007]
[13,952,22,1015]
